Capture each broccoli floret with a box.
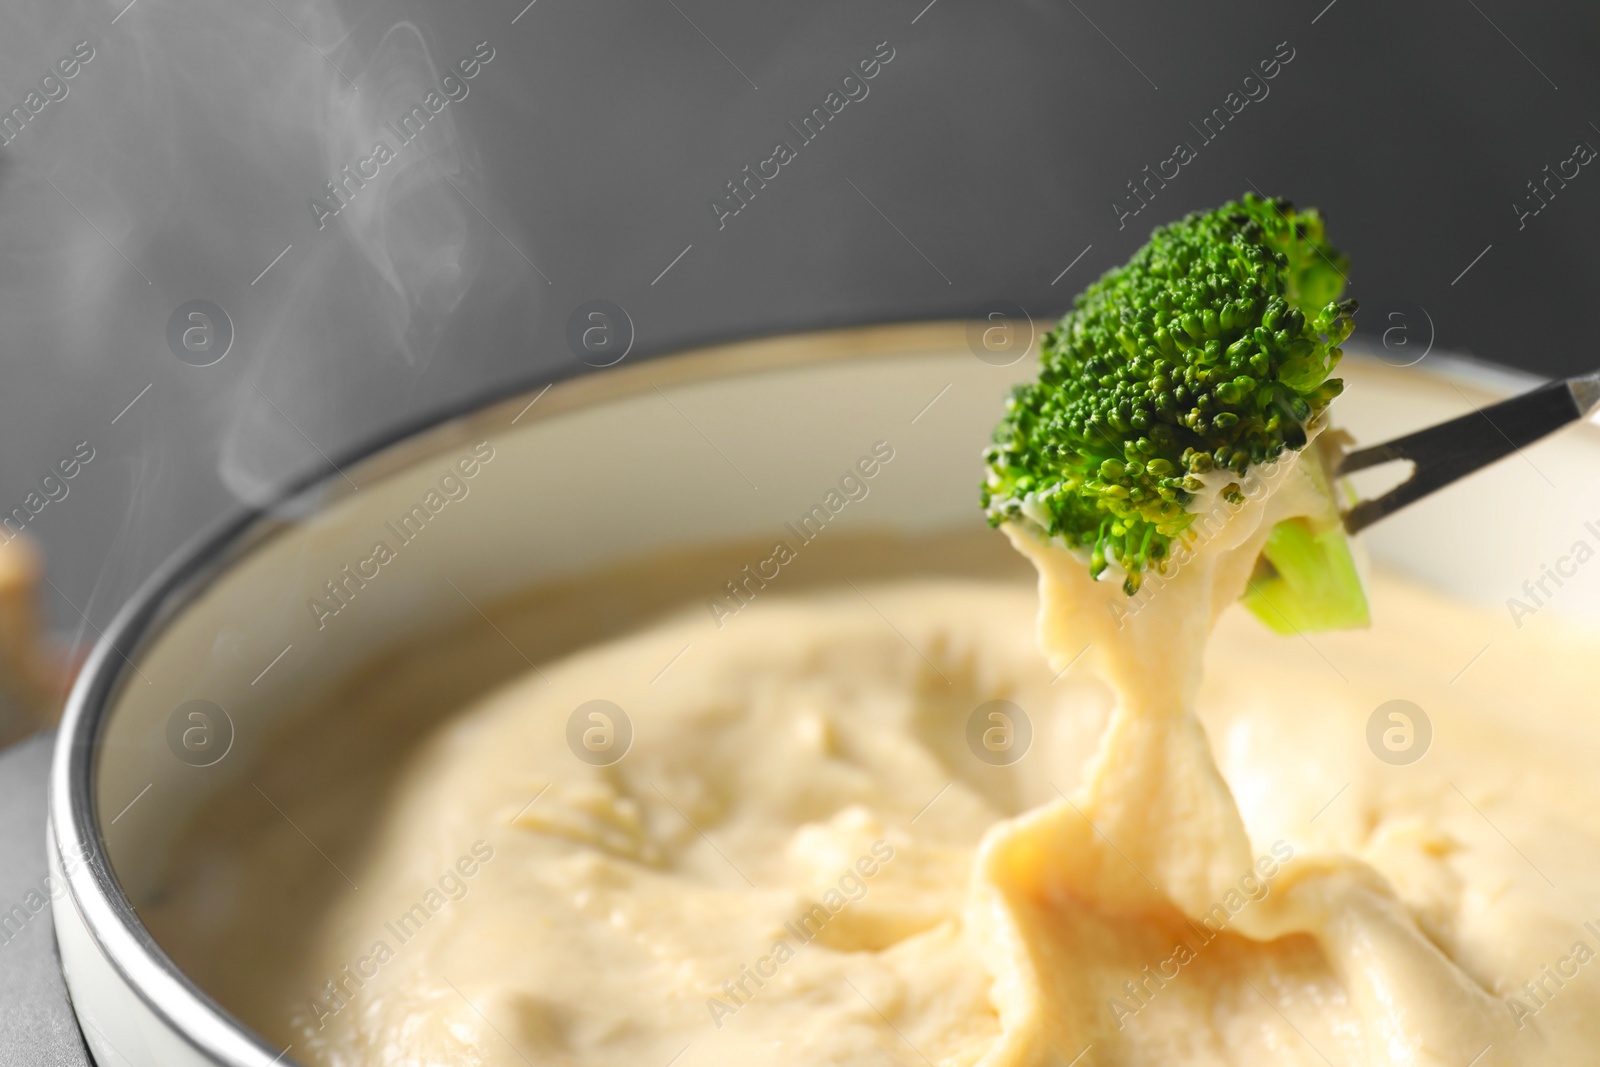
[981,193,1368,631]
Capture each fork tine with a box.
[1339,373,1600,534]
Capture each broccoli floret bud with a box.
[981,193,1357,601]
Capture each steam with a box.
[0,0,494,523]
[219,9,481,506]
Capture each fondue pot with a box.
[36,323,1599,1066]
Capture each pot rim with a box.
[47,320,1541,1067]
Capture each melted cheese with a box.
[144,523,1600,1066]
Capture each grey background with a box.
[0,0,1595,640]
[0,1,1595,1060]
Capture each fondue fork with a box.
[1340,369,1600,533]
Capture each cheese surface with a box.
[144,530,1600,1066]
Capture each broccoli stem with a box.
[1242,516,1369,633]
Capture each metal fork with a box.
[1339,370,1600,534]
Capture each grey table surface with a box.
[0,731,91,1066]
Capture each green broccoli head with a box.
[982,193,1360,607]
